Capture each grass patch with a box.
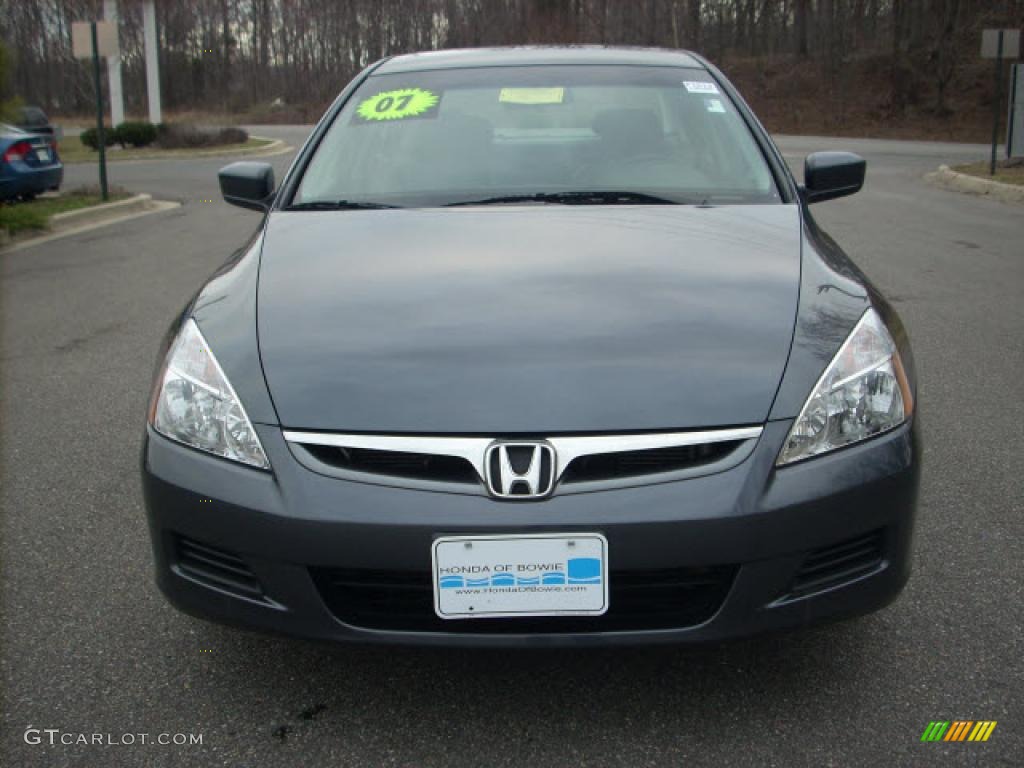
[59,134,273,164]
[0,186,129,235]
[0,204,48,234]
[951,161,1024,186]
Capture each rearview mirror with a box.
[802,152,866,204]
[219,161,275,211]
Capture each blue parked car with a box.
[0,122,63,201]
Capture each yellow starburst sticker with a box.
[356,88,440,121]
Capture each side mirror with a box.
[219,161,275,211]
[802,152,865,204]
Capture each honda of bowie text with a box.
[142,46,920,646]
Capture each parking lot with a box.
[1,127,1021,766]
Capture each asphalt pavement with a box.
[1,127,1022,767]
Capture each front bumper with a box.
[141,418,920,647]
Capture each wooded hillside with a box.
[2,1,1022,140]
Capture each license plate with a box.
[432,533,608,619]
[35,148,51,163]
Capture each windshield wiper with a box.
[444,190,682,207]
[284,200,401,210]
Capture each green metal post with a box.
[991,31,1004,177]
[91,21,109,201]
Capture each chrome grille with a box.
[302,444,479,484]
[285,426,762,496]
[561,440,743,483]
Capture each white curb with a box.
[1,195,181,254]
[64,137,290,165]
[50,193,154,228]
[925,164,1024,205]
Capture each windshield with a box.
[293,65,780,208]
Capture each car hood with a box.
[257,205,801,433]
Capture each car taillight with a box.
[2,140,32,163]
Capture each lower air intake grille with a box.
[789,529,884,598]
[175,536,263,599]
[311,565,736,633]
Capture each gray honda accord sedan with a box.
[142,47,919,646]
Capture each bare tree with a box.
[0,0,1020,129]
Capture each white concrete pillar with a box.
[103,0,125,126]
[143,0,162,124]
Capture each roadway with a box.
[1,127,1021,766]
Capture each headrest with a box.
[592,108,663,152]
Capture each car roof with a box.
[0,122,30,135]
[375,46,705,74]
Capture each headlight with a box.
[778,308,913,465]
[149,318,269,469]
